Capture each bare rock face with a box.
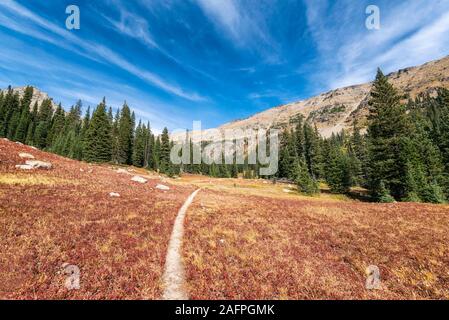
[1,86,58,110]
[131,176,148,184]
[25,160,53,170]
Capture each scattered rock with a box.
[283,189,293,193]
[109,192,120,197]
[80,168,84,172]
[25,160,53,170]
[30,146,38,150]
[156,184,170,191]
[15,142,23,145]
[19,152,35,159]
[131,176,148,184]
[116,168,128,174]
[16,164,34,170]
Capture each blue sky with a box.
[1,0,449,132]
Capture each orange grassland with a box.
[1,138,448,300]
[0,138,194,299]
[176,177,449,300]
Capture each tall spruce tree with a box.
[160,127,171,173]
[117,102,133,164]
[34,99,53,149]
[132,120,146,167]
[367,69,414,201]
[83,99,112,162]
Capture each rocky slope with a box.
[1,86,58,110]
[213,55,449,139]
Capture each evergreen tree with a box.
[48,104,65,147]
[160,127,171,173]
[25,101,39,145]
[132,120,146,167]
[117,102,133,164]
[304,123,323,179]
[83,99,112,162]
[295,157,319,195]
[153,136,161,171]
[34,99,53,149]
[111,108,120,164]
[14,86,33,142]
[366,69,414,201]
[324,143,353,194]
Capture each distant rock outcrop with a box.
[1,86,58,110]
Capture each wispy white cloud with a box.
[100,0,218,83]
[303,0,449,89]
[0,0,206,102]
[194,0,280,63]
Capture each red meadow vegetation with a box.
[182,186,449,299]
[0,138,194,299]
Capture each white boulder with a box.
[109,192,120,197]
[131,176,148,184]
[25,160,53,170]
[156,184,170,191]
[16,164,34,170]
[19,152,35,159]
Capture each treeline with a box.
[0,86,248,178]
[0,87,176,174]
[276,70,449,203]
[1,68,448,204]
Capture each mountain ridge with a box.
[214,55,449,138]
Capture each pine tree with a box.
[14,107,30,143]
[278,130,296,179]
[117,102,133,164]
[0,87,14,136]
[295,157,319,195]
[324,143,353,194]
[350,119,367,186]
[294,116,305,159]
[83,99,112,162]
[144,123,154,169]
[304,122,323,179]
[5,92,20,140]
[111,108,120,164]
[160,127,171,173]
[14,86,33,143]
[367,69,414,201]
[34,99,53,149]
[25,102,39,145]
[48,104,65,147]
[132,120,146,167]
[153,136,161,171]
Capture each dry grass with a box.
[0,173,76,186]
[2,139,448,300]
[0,139,194,299]
[183,177,449,300]
[172,174,351,202]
